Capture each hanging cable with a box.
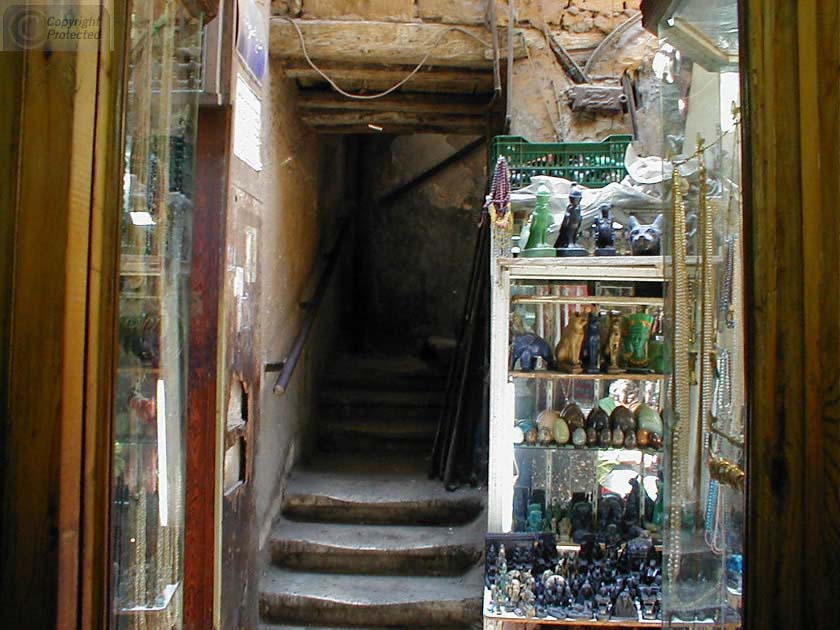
[276,16,493,100]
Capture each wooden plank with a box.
[270,18,524,68]
[511,295,664,307]
[282,61,495,93]
[80,2,127,626]
[509,370,666,381]
[184,104,230,630]
[301,110,487,133]
[742,1,840,628]
[297,90,491,115]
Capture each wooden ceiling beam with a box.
[269,18,525,68]
[280,61,496,94]
[300,110,486,134]
[296,91,491,115]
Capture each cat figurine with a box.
[627,214,664,255]
[581,312,602,374]
[554,185,584,250]
[554,312,587,373]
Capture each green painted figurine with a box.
[522,184,556,257]
[623,311,655,371]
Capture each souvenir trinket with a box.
[635,404,663,434]
[523,184,556,258]
[603,312,624,373]
[537,409,561,431]
[599,428,612,448]
[624,431,637,449]
[538,426,553,445]
[610,405,635,432]
[562,402,586,430]
[627,214,664,256]
[553,418,570,445]
[592,202,616,256]
[586,406,609,432]
[636,428,650,448]
[555,312,587,373]
[555,184,587,257]
[582,312,601,374]
[611,427,625,448]
[572,427,587,447]
[511,333,554,371]
[585,427,598,446]
[623,312,655,371]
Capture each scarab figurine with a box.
[554,184,587,256]
[581,312,602,374]
[627,214,664,256]
[593,203,616,255]
[511,332,555,371]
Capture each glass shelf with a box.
[510,370,666,381]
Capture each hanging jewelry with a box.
[668,164,691,584]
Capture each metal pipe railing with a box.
[265,217,351,395]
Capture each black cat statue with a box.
[511,333,555,371]
[592,203,616,256]
[581,313,601,374]
[627,214,664,256]
[554,184,587,257]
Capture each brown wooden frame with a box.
[184,103,232,629]
[740,2,840,628]
[0,0,128,627]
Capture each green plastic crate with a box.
[490,134,632,189]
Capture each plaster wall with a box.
[356,134,486,347]
[222,49,348,627]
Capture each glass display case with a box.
[109,1,203,628]
[486,257,672,624]
[656,0,746,627]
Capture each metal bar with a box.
[270,217,351,395]
[375,136,486,208]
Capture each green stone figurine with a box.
[522,184,556,257]
[623,311,655,372]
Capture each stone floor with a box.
[259,353,485,629]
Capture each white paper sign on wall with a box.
[233,74,263,171]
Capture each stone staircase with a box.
[259,354,485,629]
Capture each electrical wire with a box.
[276,16,493,100]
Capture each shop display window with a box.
[110,1,203,627]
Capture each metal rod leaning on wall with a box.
[266,216,352,394]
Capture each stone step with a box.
[318,417,437,453]
[320,389,444,422]
[269,517,483,575]
[326,354,447,392]
[259,567,483,627]
[282,469,484,526]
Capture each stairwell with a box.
[259,354,486,629]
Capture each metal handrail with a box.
[265,216,351,395]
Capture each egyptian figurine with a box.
[602,312,624,373]
[523,184,556,257]
[555,184,587,257]
[627,214,664,255]
[592,203,616,256]
[623,311,655,371]
[554,312,587,373]
[581,312,601,374]
[511,332,554,371]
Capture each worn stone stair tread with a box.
[259,566,482,626]
[270,517,482,574]
[320,388,444,409]
[323,417,438,438]
[282,470,484,525]
[298,452,431,477]
[328,354,445,380]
